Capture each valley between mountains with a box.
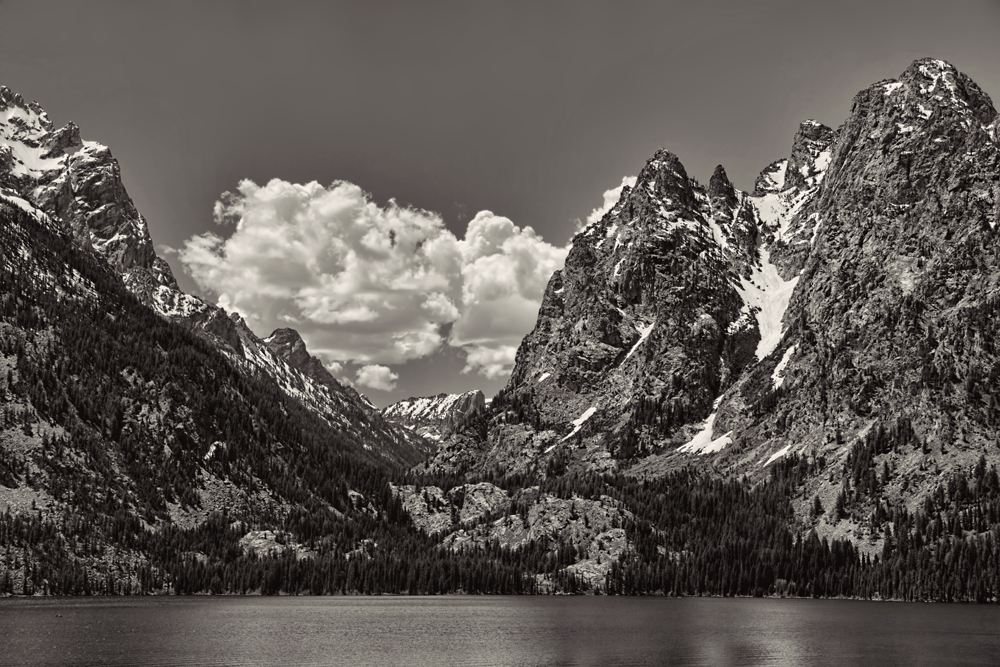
[2,58,1000,600]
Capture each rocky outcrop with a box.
[392,481,633,591]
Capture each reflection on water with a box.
[1,596,1000,666]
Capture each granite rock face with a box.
[1,86,167,298]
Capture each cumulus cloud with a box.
[355,364,398,392]
[578,176,637,232]
[450,211,566,376]
[460,344,520,380]
[179,179,567,382]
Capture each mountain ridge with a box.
[382,390,486,441]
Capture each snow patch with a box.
[751,193,784,228]
[678,397,732,455]
[735,249,800,360]
[814,150,831,173]
[764,445,792,466]
[561,406,598,442]
[153,285,208,318]
[537,372,551,383]
[624,321,655,361]
[0,191,50,222]
[769,161,787,189]
[771,345,796,389]
[705,215,729,251]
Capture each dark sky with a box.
[3,0,999,405]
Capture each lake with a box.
[1,596,999,666]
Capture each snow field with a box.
[735,249,799,360]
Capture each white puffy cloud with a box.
[579,176,637,231]
[179,179,567,382]
[460,344,520,380]
[355,364,398,392]
[450,211,567,376]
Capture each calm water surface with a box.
[1,596,999,666]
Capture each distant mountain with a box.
[382,390,486,441]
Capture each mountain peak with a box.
[0,86,52,135]
[708,164,737,208]
[266,326,306,348]
[640,149,688,181]
[783,120,835,191]
[874,58,996,130]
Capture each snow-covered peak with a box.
[382,390,487,441]
[385,391,478,421]
[879,58,997,132]
[0,87,53,139]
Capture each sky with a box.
[2,0,999,406]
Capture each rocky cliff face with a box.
[392,481,632,591]
[0,86,427,466]
[382,390,487,441]
[698,58,1000,536]
[429,58,1000,537]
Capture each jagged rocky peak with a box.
[265,327,313,368]
[783,120,835,192]
[0,86,53,138]
[708,165,738,208]
[383,390,487,441]
[815,57,999,227]
[0,85,175,304]
[750,121,834,198]
[893,58,997,126]
[752,160,788,196]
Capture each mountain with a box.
[382,390,486,441]
[0,85,427,467]
[425,58,1000,543]
[0,86,458,595]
